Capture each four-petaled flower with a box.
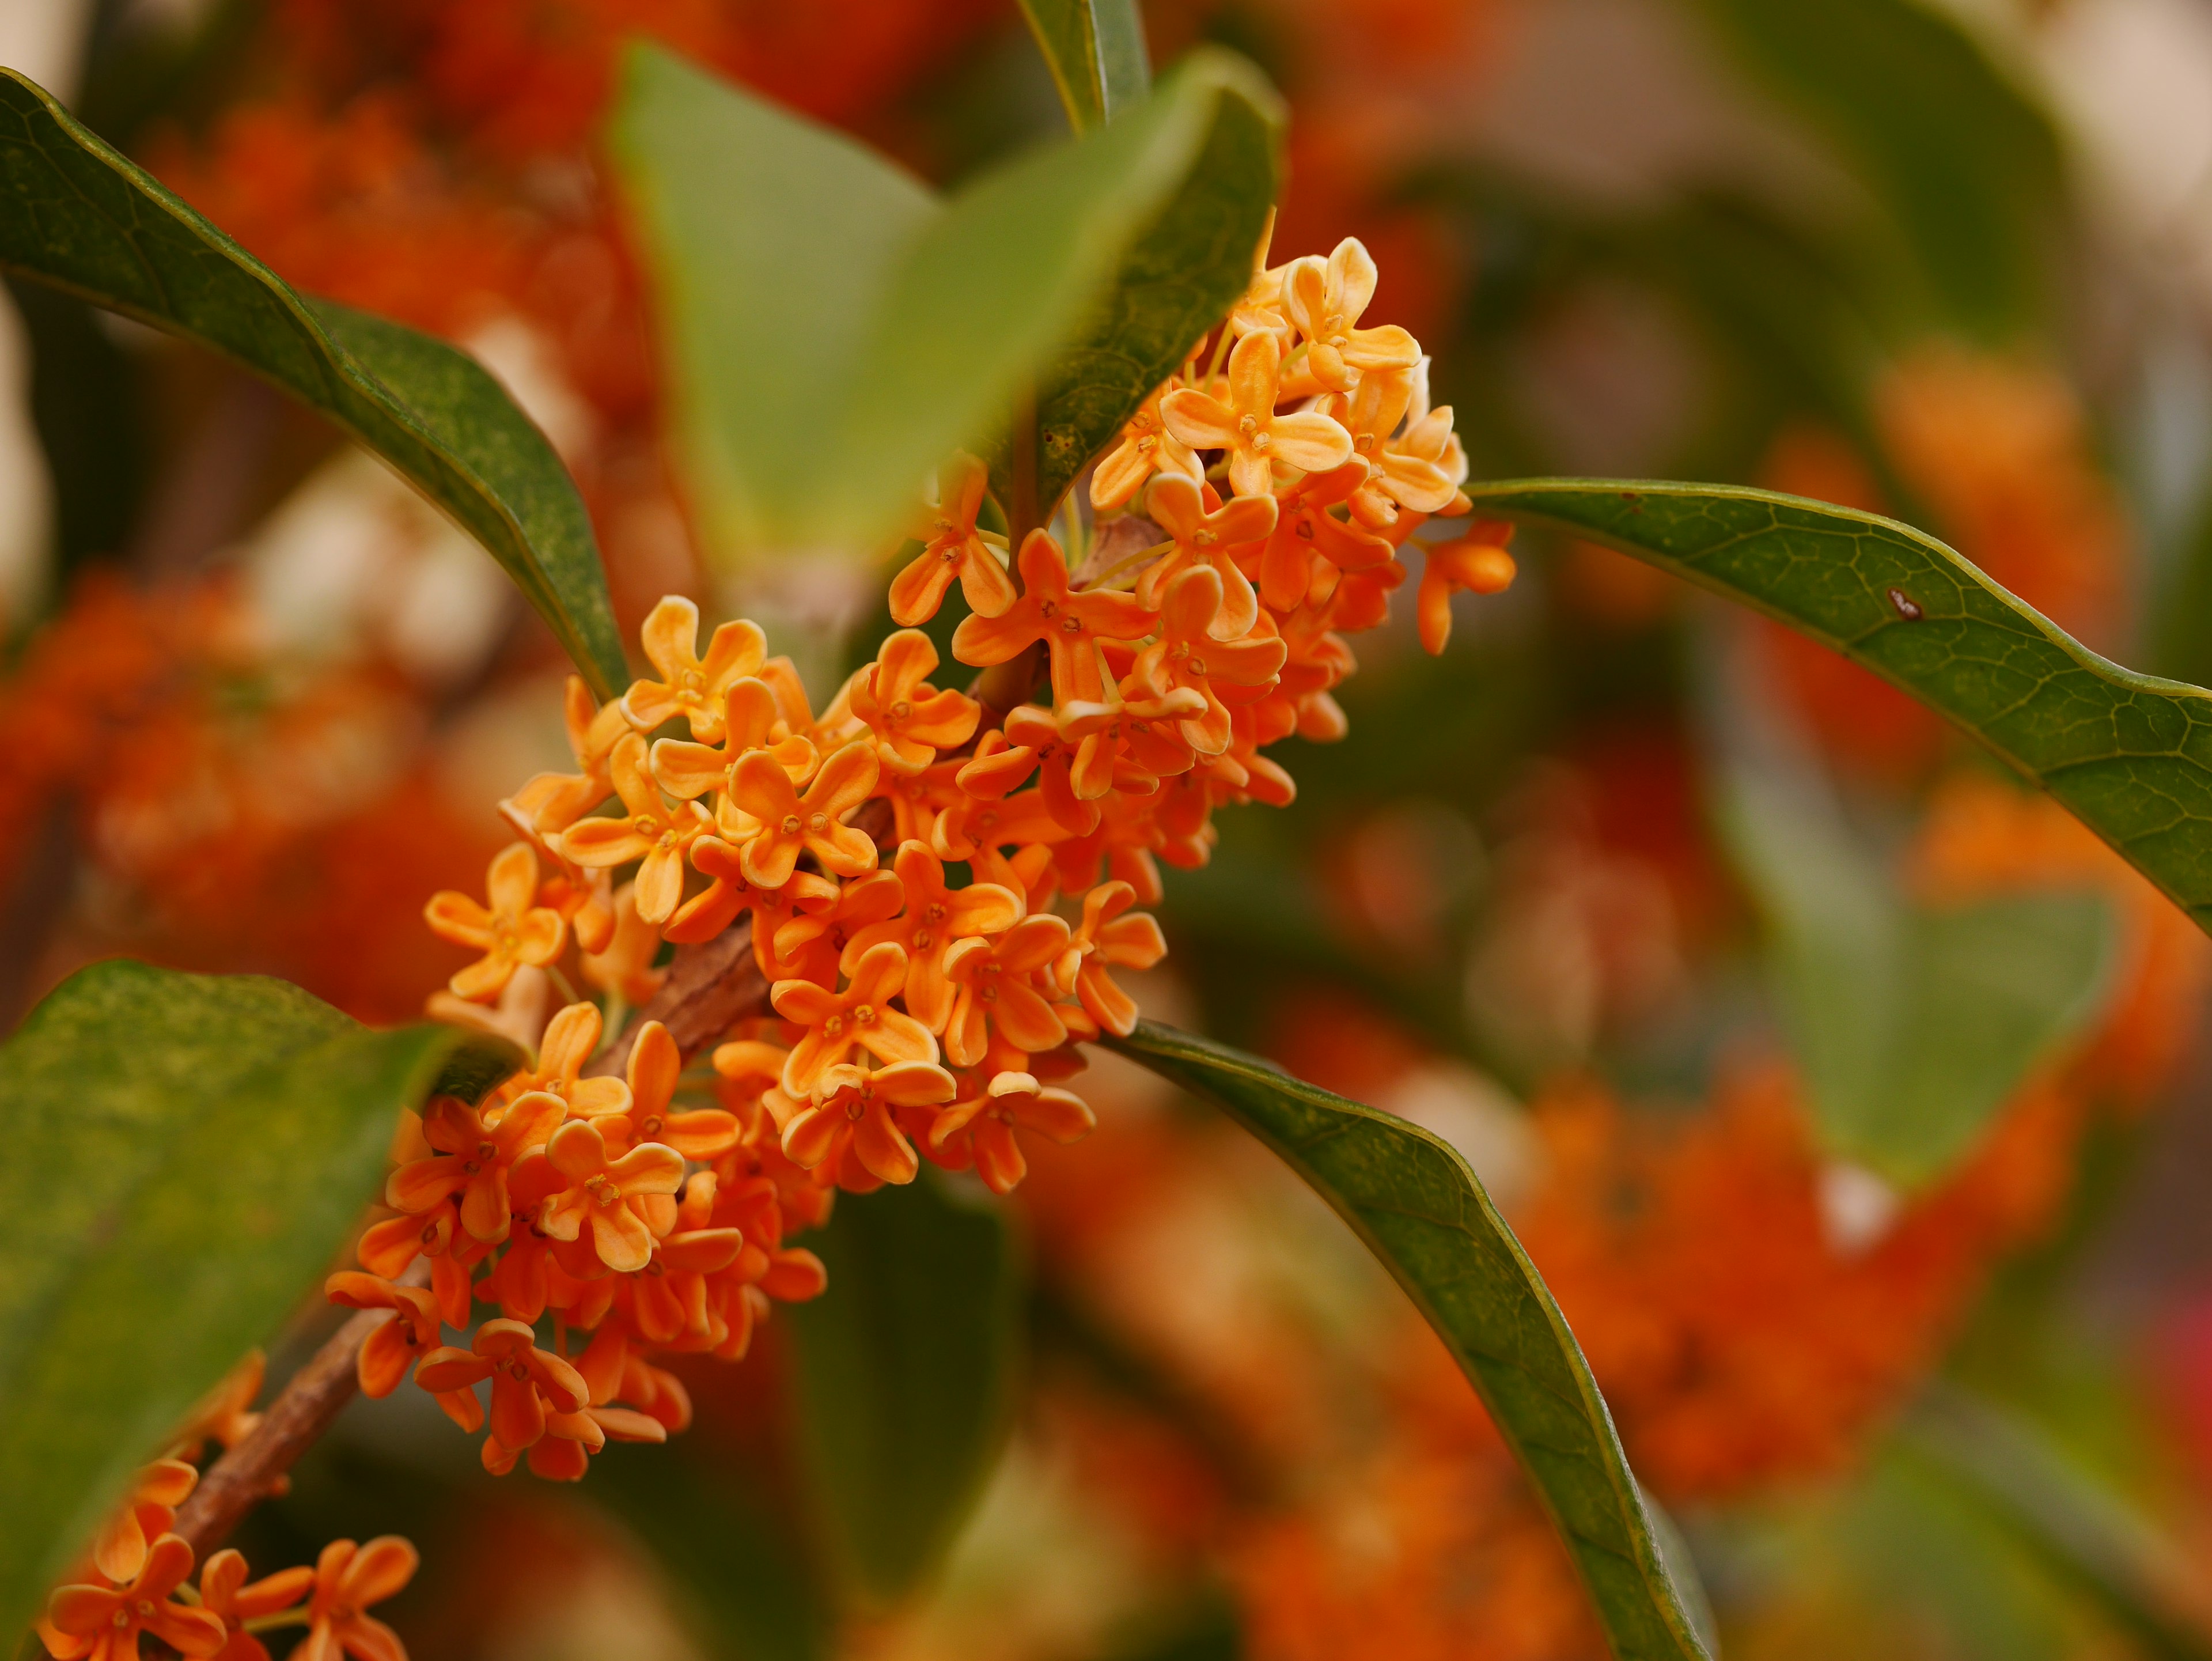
[891,452,1017,626]
[942,914,1074,1068]
[726,740,880,888]
[620,595,767,740]
[90,1459,198,1584]
[45,1534,225,1661]
[839,842,1022,1031]
[198,1549,313,1661]
[930,1070,1096,1195]
[1160,330,1353,498]
[847,630,980,775]
[1133,568,1287,755]
[770,940,938,1095]
[1089,388,1202,513]
[1281,238,1421,393]
[614,1020,741,1158]
[298,1536,419,1661]
[415,1318,589,1454]
[1256,461,1392,612]
[557,733,714,924]
[422,842,566,1002]
[1052,880,1166,1036]
[650,676,816,804]
[782,1060,956,1185]
[536,1119,685,1273]
[497,1000,632,1118]
[1137,472,1273,638]
[386,1089,564,1242]
[324,1273,446,1398]
[949,532,1157,706]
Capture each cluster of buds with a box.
[363,229,1514,1485]
[37,1359,418,1661]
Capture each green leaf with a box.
[1712,717,2113,1183]
[0,960,516,1641]
[1467,479,2212,938]
[0,69,627,698]
[1017,0,1153,132]
[1107,1020,1714,1661]
[785,1172,1023,1608]
[1690,0,2064,339]
[610,43,1280,560]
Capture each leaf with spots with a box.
[1467,479,2212,936]
[0,69,626,697]
[1107,1019,1716,1661]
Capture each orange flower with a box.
[298,1536,417,1661]
[355,1204,476,1330]
[1090,386,1204,513]
[1256,462,1392,612]
[1137,472,1273,637]
[498,1000,631,1118]
[771,940,939,1094]
[416,1318,589,1454]
[650,675,817,806]
[949,531,1157,706]
[385,1089,563,1241]
[324,1273,444,1398]
[90,1459,199,1583]
[891,451,1017,625]
[768,865,906,977]
[1057,672,1208,800]
[557,733,714,924]
[782,1060,956,1185]
[1281,238,1421,392]
[1133,568,1287,755]
[943,914,1074,1067]
[578,881,669,1006]
[839,842,1024,1031]
[536,1119,684,1273]
[422,842,566,1001]
[1339,366,1464,526]
[665,841,838,963]
[1161,329,1353,498]
[725,740,880,888]
[1054,880,1166,1036]
[930,1070,1094,1194]
[198,1549,313,1661]
[46,1534,225,1661]
[620,596,768,740]
[847,630,981,774]
[957,707,1104,835]
[1416,529,1516,655]
[613,1020,741,1157]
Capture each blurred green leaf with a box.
[591,1441,831,1661]
[1469,479,2212,939]
[0,70,627,698]
[0,960,514,1642]
[1897,1387,2212,1660]
[1108,1020,1715,1661]
[1017,0,1152,131]
[612,43,1279,558]
[786,1172,1022,1608]
[1715,730,2112,1184]
[1690,0,2063,339]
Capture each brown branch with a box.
[173,1259,429,1558]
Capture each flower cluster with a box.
[37,1357,419,1661]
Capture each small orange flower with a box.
[725,740,880,888]
[1090,387,1203,513]
[324,1273,444,1398]
[1257,463,1393,613]
[782,1060,957,1185]
[298,1535,418,1661]
[1161,330,1354,498]
[957,707,1102,835]
[771,941,939,1094]
[415,1319,589,1454]
[665,842,838,964]
[1281,238,1421,392]
[90,1459,198,1584]
[1338,367,1463,525]
[769,866,906,977]
[385,1090,563,1241]
[46,1534,225,1661]
[198,1549,313,1661]
[1054,880,1166,1036]
[1137,472,1273,637]
[847,630,981,775]
[536,1118,685,1273]
[930,1070,1095,1194]
[422,843,566,1001]
[498,1000,632,1118]
[620,596,768,740]
[1416,530,1516,655]
[556,733,714,924]
[1134,568,1287,755]
[839,842,1024,1031]
[942,914,1074,1067]
[1058,672,1207,802]
[892,451,1017,625]
[613,1020,741,1157]
[949,532,1157,706]
[650,675,817,803]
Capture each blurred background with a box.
[8,0,2212,1656]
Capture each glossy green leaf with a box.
[1468,479,2212,937]
[1107,1020,1713,1661]
[1713,718,2113,1184]
[0,960,515,1641]
[1017,0,1152,132]
[0,69,627,697]
[611,43,1279,559]
[1691,0,2064,339]
[786,1172,1022,1608]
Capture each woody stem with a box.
[171,1258,431,1557]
